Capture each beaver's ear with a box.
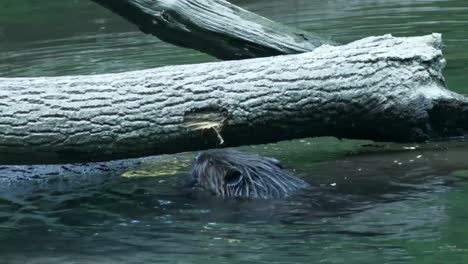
[265,157,283,169]
[224,169,243,187]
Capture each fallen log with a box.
[0,34,467,164]
[90,0,334,60]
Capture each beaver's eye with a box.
[224,169,243,187]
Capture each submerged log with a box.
[90,0,334,60]
[0,157,144,196]
[0,34,467,164]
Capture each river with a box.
[1,0,468,263]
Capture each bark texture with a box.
[0,34,467,164]
[90,0,334,60]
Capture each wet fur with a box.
[191,149,309,199]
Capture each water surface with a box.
[1,0,468,263]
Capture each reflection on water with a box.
[1,0,468,263]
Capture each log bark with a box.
[0,34,467,164]
[90,0,334,60]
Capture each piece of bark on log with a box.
[0,34,467,164]
[90,0,334,60]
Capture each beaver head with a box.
[191,149,309,199]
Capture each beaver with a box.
[191,149,309,199]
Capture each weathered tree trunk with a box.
[90,0,334,60]
[0,34,467,164]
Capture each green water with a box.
[1,0,468,263]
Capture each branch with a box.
[90,0,334,60]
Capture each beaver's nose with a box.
[187,177,199,187]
